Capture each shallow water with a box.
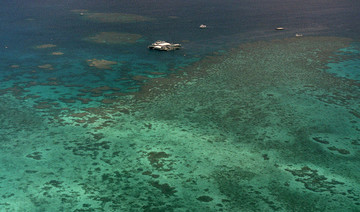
[1,0,360,211]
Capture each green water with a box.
[1,36,359,211]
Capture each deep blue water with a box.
[2,0,360,59]
[1,0,360,94]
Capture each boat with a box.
[275,27,285,30]
[295,33,303,37]
[199,24,207,29]
[148,41,181,51]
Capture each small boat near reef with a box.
[295,33,303,37]
[148,41,181,51]
[275,27,285,30]
[199,24,207,29]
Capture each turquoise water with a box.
[1,0,360,211]
[326,43,360,81]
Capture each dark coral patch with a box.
[312,137,330,144]
[327,146,350,155]
[59,97,76,103]
[197,195,214,202]
[26,152,42,160]
[142,171,152,175]
[142,171,160,178]
[46,180,63,188]
[350,110,360,119]
[33,102,53,109]
[285,166,345,193]
[101,98,118,104]
[351,140,360,146]
[70,112,89,118]
[147,152,171,169]
[77,97,92,104]
[150,181,177,196]
[25,170,38,174]
[262,154,270,160]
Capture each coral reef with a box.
[87,59,117,69]
[84,32,142,45]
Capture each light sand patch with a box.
[84,32,142,45]
[38,64,54,70]
[87,59,117,70]
[51,52,64,55]
[34,44,56,49]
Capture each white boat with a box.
[275,27,285,30]
[148,41,181,51]
[295,33,303,37]
[199,24,207,29]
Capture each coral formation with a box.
[87,59,117,69]
[34,44,56,49]
[84,32,142,45]
[74,10,155,23]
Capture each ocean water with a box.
[1,0,360,211]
